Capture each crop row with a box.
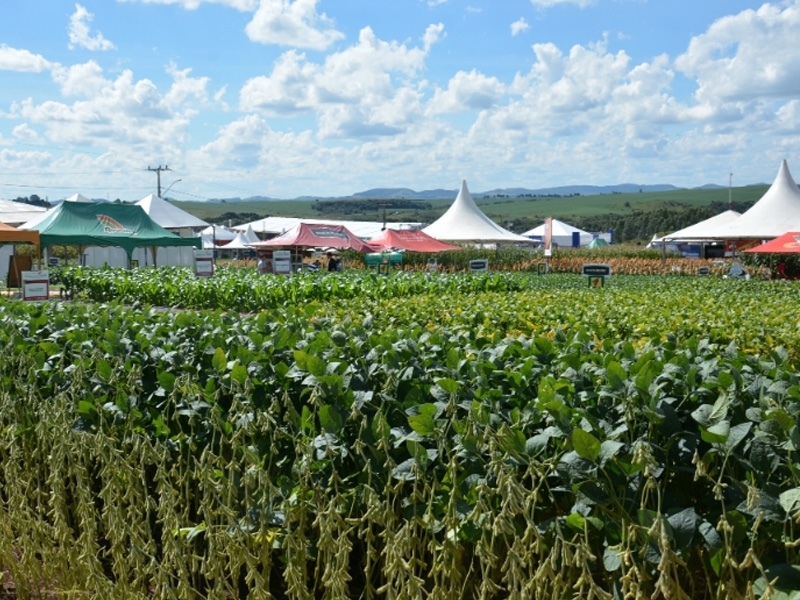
[0,277,799,598]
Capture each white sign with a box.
[22,270,50,301]
[427,259,437,273]
[194,249,215,277]
[273,250,292,275]
[469,259,489,272]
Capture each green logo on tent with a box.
[98,214,136,235]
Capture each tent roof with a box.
[587,237,609,248]
[521,218,591,238]
[0,221,40,249]
[64,193,92,203]
[200,224,237,240]
[136,194,209,229]
[0,199,48,227]
[663,209,742,241]
[239,216,423,239]
[368,228,461,253]
[423,180,531,243]
[24,201,200,257]
[702,160,800,239]
[224,229,258,250]
[252,222,377,253]
[743,231,800,254]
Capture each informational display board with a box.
[193,249,215,278]
[427,259,437,273]
[537,262,549,275]
[582,263,612,277]
[469,259,489,272]
[22,270,50,301]
[273,250,292,275]
[698,266,710,276]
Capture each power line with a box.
[147,165,171,197]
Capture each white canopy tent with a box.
[661,210,741,242]
[423,180,531,243]
[136,194,209,231]
[701,160,800,239]
[0,199,48,227]
[199,224,238,249]
[224,225,261,250]
[64,193,93,203]
[521,218,607,247]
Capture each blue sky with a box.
[1,0,798,202]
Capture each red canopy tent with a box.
[251,222,377,253]
[743,232,800,253]
[368,228,461,253]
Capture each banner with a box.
[544,217,553,257]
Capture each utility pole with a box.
[375,201,390,230]
[148,165,171,197]
[728,173,733,211]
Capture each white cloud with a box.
[529,0,596,8]
[69,4,116,51]
[12,123,41,142]
[11,63,202,161]
[52,61,107,97]
[0,45,53,72]
[511,18,530,37]
[240,25,436,138]
[675,2,800,104]
[117,0,258,10]
[428,70,506,114]
[164,62,211,107]
[245,0,345,50]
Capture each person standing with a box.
[326,251,339,272]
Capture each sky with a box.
[1,0,799,202]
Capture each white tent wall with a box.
[82,245,196,267]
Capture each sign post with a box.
[22,270,50,301]
[582,263,611,287]
[273,250,292,275]
[469,258,489,272]
[193,249,214,278]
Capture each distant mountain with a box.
[210,183,720,202]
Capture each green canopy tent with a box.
[24,202,200,266]
[587,237,609,249]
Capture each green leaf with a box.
[606,361,627,390]
[572,428,601,462]
[212,347,227,372]
[319,404,343,434]
[408,403,437,436]
[231,362,248,385]
[667,507,698,551]
[566,512,585,532]
[501,425,526,457]
[435,378,460,395]
[701,420,730,444]
[96,359,113,383]
[158,371,176,393]
[603,547,622,571]
[780,488,800,517]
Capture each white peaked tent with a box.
[224,225,261,250]
[703,160,800,239]
[136,194,208,230]
[662,210,741,242]
[199,224,237,249]
[64,193,92,203]
[522,218,598,247]
[423,180,531,243]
